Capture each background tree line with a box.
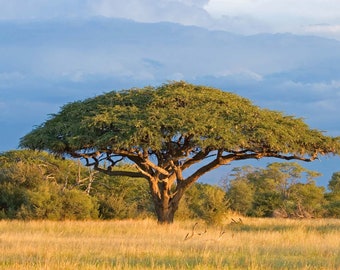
[0,150,339,223]
[226,163,340,218]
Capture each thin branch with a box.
[230,151,318,162]
[134,164,154,180]
[184,156,229,188]
[182,150,316,188]
[142,159,170,176]
[93,166,145,178]
[181,149,212,170]
[107,155,124,169]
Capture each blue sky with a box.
[1,0,340,186]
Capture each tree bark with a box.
[150,180,184,224]
[154,201,178,224]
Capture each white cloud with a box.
[2,0,340,39]
[90,0,212,26]
[204,0,340,37]
[304,24,340,40]
[216,69,263,82]
[204,0,340,21]
[0,0,212,26]
[306,24,340,33]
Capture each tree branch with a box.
[230,151,318,162]
[182,150,318,189]
[183,156,230,188]
[181,148,212,170]
[134,164,154,180]
[170,160,184,181]
[93,166,145,178]
[142,159,170,176]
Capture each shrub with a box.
[183,183,229,224]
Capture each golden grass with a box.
[0,218,339,269]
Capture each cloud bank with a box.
[1,0,340,40]
[204,0,340,36]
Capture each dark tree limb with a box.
[93,166,145,178]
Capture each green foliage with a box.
[16,182,63,220]
[20,82,340,158]
[181,183,229,224]
[227,178,254,215]
[0,182,28,219]
[0,149,339,221]
[0,150,233,222]
[0,150,98,220]
[226,162,326,218]
[92,173,153,220]
[325,195,340,217]
[59,189,98,220]
[251,190,282,217]
[328,172,340,193]
[287,182,325,218]
[325,172,340,217]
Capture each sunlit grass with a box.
[0,218,339,269]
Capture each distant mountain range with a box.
[2,18,340,126]
[2,18,340,87]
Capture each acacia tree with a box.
[20,82,340,223]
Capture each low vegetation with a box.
[0,150,230,224]
[1,150,340,223]
[0,218,339,269]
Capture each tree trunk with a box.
[149,181,184,224]
[148,177,187,224]
[154,199,180,224]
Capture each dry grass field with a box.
[0,218,339,269]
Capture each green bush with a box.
[60,189,98,220]
[287,182,325,218]
[0,150,99,220]
[183,183,229,224]
[227,179,254,215]
[16,182,63,220]
[325,192,340,218]
[91,173,154,220]
[0,182,28,219]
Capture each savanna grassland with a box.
[0,218,339,270]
